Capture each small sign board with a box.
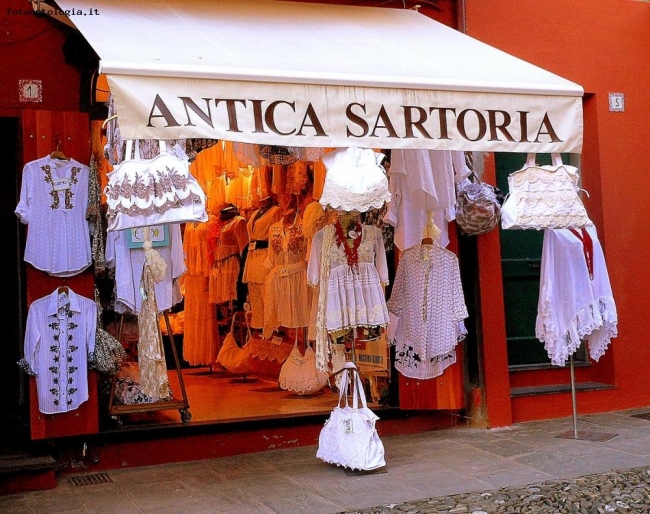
[608,92,625,112]
[19,80,43,103]
[127,225,170,249]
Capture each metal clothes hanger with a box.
[50,134,69,161]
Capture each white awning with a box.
[58,0,584,153]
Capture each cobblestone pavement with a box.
[340,465,650,513]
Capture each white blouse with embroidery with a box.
[20,288,97,414]
[15,156,92,277]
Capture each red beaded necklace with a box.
[334,219,362,271]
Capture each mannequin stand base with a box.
[555,430,617,442]
[230,376,259,384]
[344,466,387,476]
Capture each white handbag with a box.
[501,153,592,230]
[105,140,208,231]
[278,339,329,396]
[316,362,386,471]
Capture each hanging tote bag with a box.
[316,362,386,471]
[501,153,592,230]
[216,313,253,375]
[455,172,503,236]
[105,140,208,231]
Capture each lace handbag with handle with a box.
[104,139,208,231]
[316,362,386,471]
[278,335,329,395]
[501,153,592,230]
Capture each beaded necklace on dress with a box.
[334,219,362,272]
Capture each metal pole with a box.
[569,354,578,438]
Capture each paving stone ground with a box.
[340,465,650,513]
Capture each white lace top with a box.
[535,226,617,366]
[387,243,468,379]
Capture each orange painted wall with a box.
[465,0,650,420]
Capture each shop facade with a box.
[2,0,649,475]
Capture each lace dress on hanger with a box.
[307,223,390,371]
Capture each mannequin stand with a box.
[555,355,616,442]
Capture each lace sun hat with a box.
[319,147,391,212]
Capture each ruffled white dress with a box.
[535,226,617,366]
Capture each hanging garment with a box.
[387,243,468,379]
[105,223,186,314]
[307,223,390,371]
[383,150,470,250]
[262,216,310,337]
[207,215,249,304]
[242,205,283,328]
[18,287,97,414]
[15,156,92,277]
[535,225,618,366]
[137,261,171,400]
[182,221,218,366]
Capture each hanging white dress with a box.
[383,150,470,250]
[387,243,468,379]
[535,226,618,366]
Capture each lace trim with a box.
[248,337,293,363]
[316,225,335,372]
[537,296,618,366]
[510,165,579,188]
[514,212,592,230]
[320,179,391,213]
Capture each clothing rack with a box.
[107,310,191,424]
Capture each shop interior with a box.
[94,123,400,429]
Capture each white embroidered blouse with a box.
[15,156,92,277]
[20,288,97,414]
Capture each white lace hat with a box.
[319,147,391,212]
